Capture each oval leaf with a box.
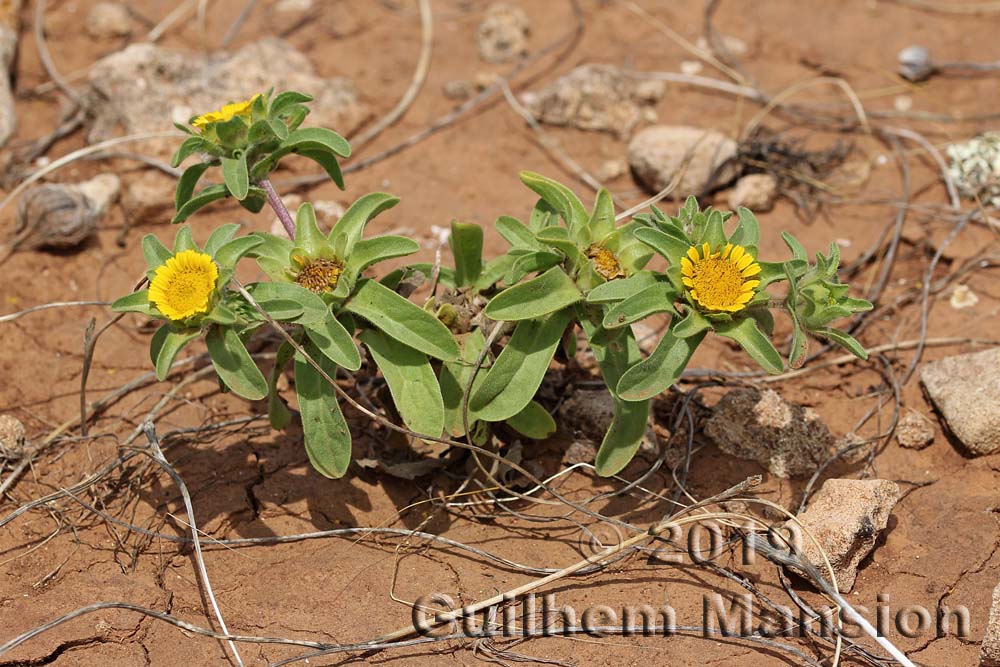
[484,267,581,321]
[345,279,459,361]
[205,325,268,400]
[470,309,572,422]
[294,344,351,478]
[360,330,445,438]
[616,329,707,401]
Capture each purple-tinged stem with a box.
[259,178,295,239]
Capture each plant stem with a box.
[259,177,295,239]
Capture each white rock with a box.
[85,2,132,39]
[476,3,530,64]
[921,348,1000,456]
[0,1,22,148]
[950,284,978,309]
[122,170,176,223]
[728,173,778,212]
[276,0,313,12]
[0,414,26,460]
[705,388,835,478]
[522,64,666,138]
[896,409,935,450]
[628,125,739,197]
[597,159,628,182]
[792,478,899,592]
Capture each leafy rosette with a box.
[244,195,460,478]
[111,225,266,397]
[170,90,351,223]
[464,172,658,477]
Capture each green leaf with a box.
[814,327,869,360]
[698,209,727,249]
[714,317,784,374]
[475,254,517,291]
[484,267,581,321]
[528,198,558,232]
[214,116,249,148]
[360,330,445,438]
[171,136,216,168]
[153,327,200,381]
[269,91,315,119]
[672,309,712,338]
[221,154,250,200]
[299,147,345,189]
[586,271,661,303]
[267,343,295,430]
[504,250,563,285]
[281,127,351,158]
[616,329,707,401]
[173,226,196,253]
[583,321,650,476]
[246,281,327,325]
[200,224,239,258]
[781,232,808,261]
[505,401,557,440]
[305,311,362,371]
[449,221,484,288]
[345,236,420,278]
[293,201,324,256]
[329,193,400,258]
[248,119,277,144]
[268,118,289,141]
[248,233,294,282]
[214,235,264,270]
[602,285,676,329]
[496,215,544,251]
[730,208,760,247]
[238,188,267,214]
[520,171,589,239]
[345,279,459,361]
[440,330,488,437]
[470,309,571,422]
[205,326,268,400]
[294,343,351,478]
[112,290,155,315]
[172,185,230,223]
[141,234,173,272]
[788,308,809,369]
[587,189,616,243]
[175,162,212,212]
[255,298,302,321]
[634,227,691,266]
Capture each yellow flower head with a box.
[680,242,761,313]
[191,94,261,129]
[149,250,219,321]
[292,255,344,294]
[587,243,625,281]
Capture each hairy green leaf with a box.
[295,343,351,478]
[345,279,459,361]
[360,330,445,438]
[484,267,581,321]
[206,326,268,400]
[470,309,571,422]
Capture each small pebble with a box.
[950,284,978,309]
